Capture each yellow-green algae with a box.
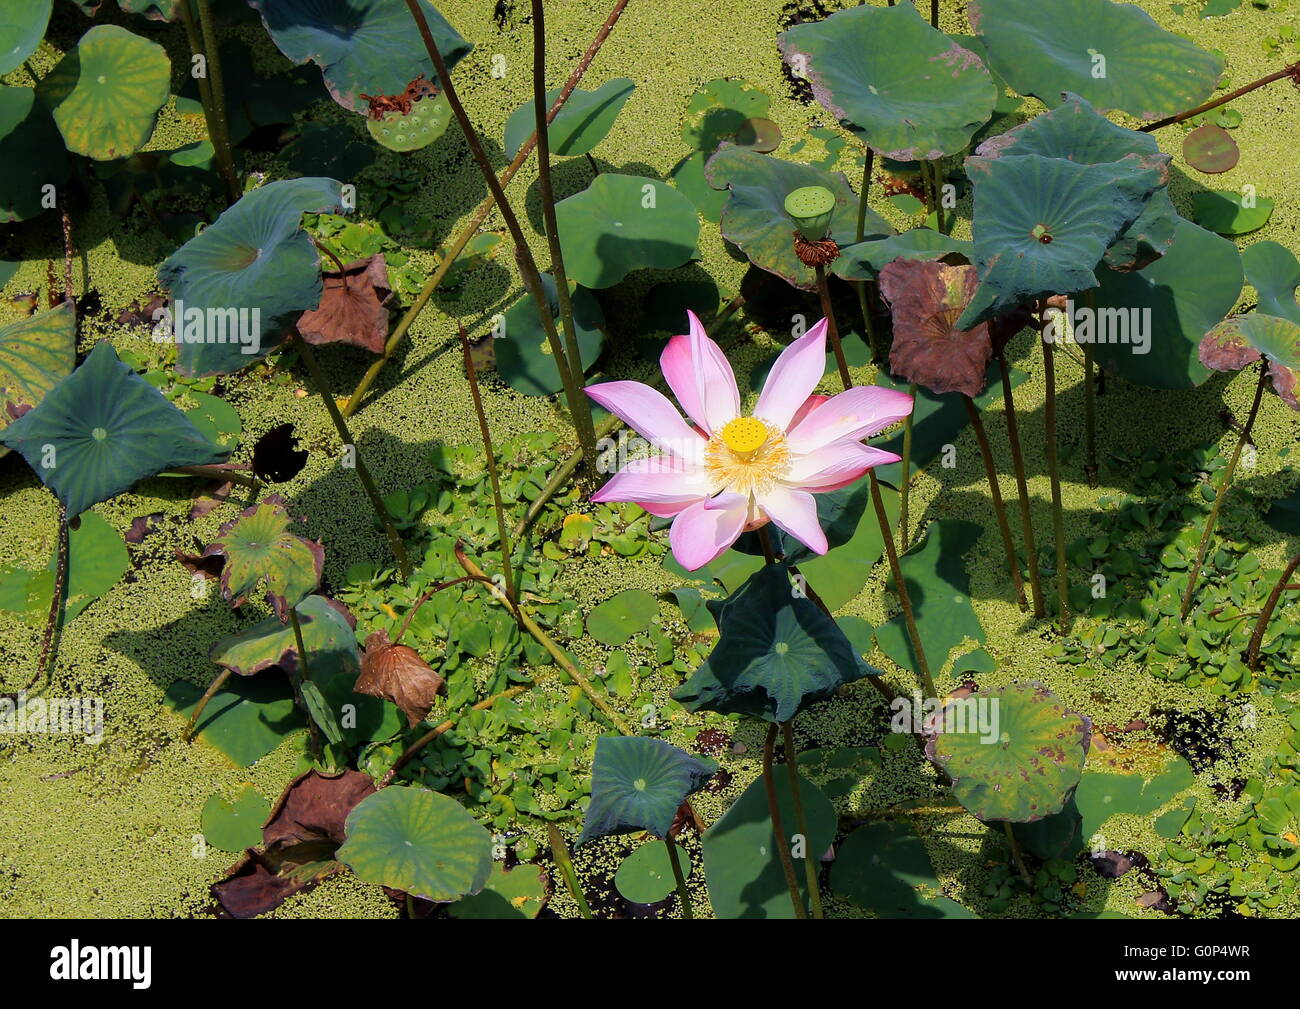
[0,0,1298,918]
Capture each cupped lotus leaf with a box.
[956,153,1165,329]
[209,594,354,678]
[880,259,991,398]
[0,86,66,223]
[1191,189,1274,236]
[969,0,1222,120]
[578,736,716,845]
[0,0,51,76]
[1200,314,1300,409]
[201,785,271,853]
[833,228,971,281]
[0,302,75,457]
[0,342,228,517]
[200,496,324,621]
[705,145,890,290]
[682,78,772,152]
[158,177,346,376]
[366,92,451,152]
[832,821,976,918]
[447,863,547,919]
[504,78,635,158]
[778,3,997,161]
[494,273,605,395]
[37,25,171,161]
[672,563,876,723]
[1092,218,1243,389]
[249,0,471,114]
[553,175,699,289]
[337,786,493,902]
[1183,123,1239,174]
[926,682,1091,823]
[586,588,656,646]
[1243,241,1300,325]
[615,842,691,905]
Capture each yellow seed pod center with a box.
[720,416,769,455]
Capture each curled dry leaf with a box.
[1200,314,1300,411]
[297,254,392,353]
[880,259,992,398]
[355,629,444,727]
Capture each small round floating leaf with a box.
[1243,241,1300,325]
[970,0,1223,119]
[494,273,605,396]
[587,588,656,646]
[504,78,635,158]
[615,842,691,904]
[0,342,228,517]
[202,786,271,853]
[681,77,771,152]
[832,821,973,917]
[337,786,494,902]
[734,117,781,153]
[579,736,716,844]
[1191,188,1274,235]
[366,93,451,152]
[447,863,547,919]
[250,0,471,114]
[37,25,171,161]
[0,302,75,457]
[785,185,836,240]
[1183,124,1239,173]
[0,0,51,76]
[779,3,997,160]
[554,174,699,289]
[927,682,1091,823]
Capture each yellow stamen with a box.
[706,418,790,497]
[720,416,769,456]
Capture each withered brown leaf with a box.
[297,254,392,353]
[355,629,444,727]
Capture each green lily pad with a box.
[1183,123,1239,173]
[158,177,346,376]
[553,174,699,289]
[705,145,889,290]
[504,78,635,158]
[366,93,451,152]
[250,0,471,114]
[0,511,128,625]
[957,153,1166,328]
[579,736,715,845]
[586,589,656,646]
[779,3,997,161]
[1191,189,1274,235]
[834,228,972,281]
[0,342,228,517]
[447,863,547,919]
[37,25,171,161]
[493,273,604,396]
[615,841,690,904]
[201,785,271,852]
[167,674,303,767]
[672,564,876,723]
[1091,218,1243,389]
[1200,314,1300,409]
[970,0,1223,120]
[927,682,1091,822]
[0,85,68,223]
[832,821,976,917]
[682,78,772,152]
[0,0,51,76]
[337,786,494,902]
[701,768,836,918]
[669,150,729,222]
[0,302,75,456]
[200,496,324,621]
[1243,241,1300,326]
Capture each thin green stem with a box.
[870,471,936,698]
[1003,821,1032,887]
[782,721,823,919]
[1041,323,1069,633]
[288,606,323,761]
[27,504,68,692]
[1082,289,1099,488]
[898,384,916,552]
[380,683,529,787]
[664,838,693,919]
[187,0,239,204]
[1246,551,1300,670]
[1140,60,1300,132]
[854,146,883,362]
[998,353,1044,618]
[964,395,1027,610]
[183,667,232,742]
[930,0,940,29]
[548,823,593,918]
[763,723,807,919]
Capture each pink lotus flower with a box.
[585,312,913,570]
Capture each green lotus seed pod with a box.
[784,185,836,240]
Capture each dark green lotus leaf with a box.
[0,89,65,223]
[1243,241,1300,326]
[0,511,128,624]
[494,273,604,395]
[37,25,170,161]
[367,92,451,152]
[0,302,75,457]
[833,228,972,281]
[0,342,228,516]
[578,736,716,845]
[201,495,324,621]
[682,78,772,152]
[1191,189,1274,236]
[209,594,353,677]
[1092,218,1243,389]
[249,0,471,114]
[832,821,976,918]
[1104,189,1179,272]
[669,150,728,222]
[202,785,271,853]
[118,0,180,19]
[956,153,1165,328]
[337,786,493,901]
[927,681,1091,822]
[779,3,997,161]
[586,588,656,646]
[875,520,986,676]
[447,863,547,919]
[0,0,51,76]
[615,841,690,905]
[504,78,635,159]
[554,174,699,289]
[1183,123,1239,174]
[166,674,302,767]
[158,177,345,376]
[705,145,890,290]
[879,259,991,398]
[701,768,836,918]
[672,563,876,723]
[1201,314,1300,409]
[969,0,1222,120]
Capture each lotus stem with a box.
[782,721,823,919]
[181,0,239,204]
[167,464,259,490]
[1180,360,1268,619]
[898,383,916,552]
[531,0,600,468]
[998,353,1045,618]
[26,503,69,692]
[1040,319,1070,633]
[931,0,940,29]
[814,264,852,390]
[763,723,807,919]
[293,335,410,580]
[457,322,516,604]
[343,0,631,418]
[1140,60,1300,132]
[854,146,883,362]
[288,605,323,761]
[664,838,694,919]
[60,208,75,307]
[1003,822,1033,888]
[756,524,777,565]
[182,667,232,742]
[1082,289,1099,488]
[1246,551,1300,670]
[870,471,937,698]
[548,823,593,918]
[963,395,1027,610]
[404,0,599,479]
